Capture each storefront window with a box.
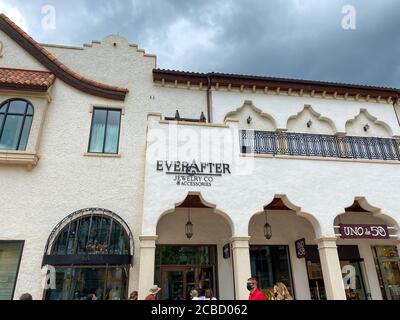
[373,246,400,300]
[45,266,128,300]
[250,245,294,299]
[0,241,24,300]
[43,209,133,300]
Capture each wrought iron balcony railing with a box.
[240,130,400,161]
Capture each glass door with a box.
[340,260,367,300]
[160,266,215,300]
[373,246,400,300]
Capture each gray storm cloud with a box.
[1,0,399,88]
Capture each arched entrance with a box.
[248,195,319,300]
[42,208,133,300]
[333,198,400,300]
[155,194,234,300]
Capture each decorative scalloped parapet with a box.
[224,100,277,131]
[287,105,336,134]
[345,108,393,137]
[80,34,157,58]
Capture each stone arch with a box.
[334,197,400,240]
[224,100,277,131]
[248,194,323,239]
[287,105,336,134]
[156,192,235,237]
[345,109,393,137]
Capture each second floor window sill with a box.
[84,152,121,158]
[0,150,39,168]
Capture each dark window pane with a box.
[51,214,130,257]
[18,116,33,151]
[0,242,24,300]
[104,110,121,154]
[8,100,27,114]
[250,245,294,299]
[26,105,34,116]
[89,109,107,153]
[77,217,90,254]
[0,115,24,150]
[45,266,128,300]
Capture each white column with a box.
[231,236,252,300]
[317,237,346,300]
[138,235,158,300]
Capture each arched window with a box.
[43,208,133,300]
[0,99,34,151]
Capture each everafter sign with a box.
[157,160,231,187]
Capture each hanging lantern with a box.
[185,208,193,239]
[264,210,272,240]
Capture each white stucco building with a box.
[0,14,399,301]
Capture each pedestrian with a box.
[247,277,267,300]
[129,291,138,300]
[19,293,33,300]
[205,289,217,300]
[191,289,200,300]
[145,285,161,300]
[273,282,293,300]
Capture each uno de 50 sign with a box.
[339,224,390,240]
[157,160,231,187]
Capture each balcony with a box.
[240,130,400,162]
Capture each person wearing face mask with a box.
[247,277,267,300]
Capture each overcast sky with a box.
[1,0,399,88]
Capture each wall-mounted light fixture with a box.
[307,120,313,128]
[247,116,252,124]
[264,210,272,240]
[185,208,193,239]
[363,124,370,132]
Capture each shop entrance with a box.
[155,245,218,300]
[159,266,215,300]
[373,246,400,300]
[305,245,368,300]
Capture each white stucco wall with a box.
[143,118,400,238]
[0,30,48,71]
[0,32,207,300]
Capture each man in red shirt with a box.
[247,277,267,300]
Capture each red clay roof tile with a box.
[0,67,55,92]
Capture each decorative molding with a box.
[345,108,393,137]
[83,153,121,158]
[223,100,277,129]
[0,150,39,168]
[287,104,337,133]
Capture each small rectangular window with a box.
[88,108,121,154]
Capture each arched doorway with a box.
[42,208,133,300]
[248,196,319,300]
[333,199,400,300]
[155,194,234,300]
